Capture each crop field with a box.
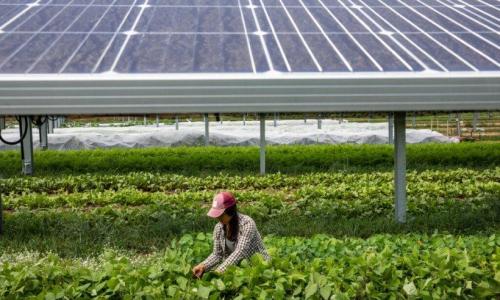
[0,143,499,299]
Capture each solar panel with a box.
[0,0,498,74]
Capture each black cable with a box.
[0,116,28,145]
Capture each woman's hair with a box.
[223,204,239,241]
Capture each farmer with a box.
[192,191,270,277]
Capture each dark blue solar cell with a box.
[464,3,500,21]
[273,0,301,6]
[62,33,115,73]
[248,34,269,72]
[389,7,446,33]
[391,33,447,71]
[147,0,236,5]
[0,5,24,25]
[95,7,135,32]
[326,7,371,33]
[222,34,254,71]
[286,7,321,33]
[198,7,224,32]
[0,33,32,68]
[0,0,33,3]
[320,0,344,6]
[431,33,499,71]
[266,7,297,33]
[241,5,258,33]
[145,7,198,32]
[47,0,69,4]
[412,7,472,33]
[328,33,379,71]
[253,6,271,32]
[276,34,319,71]
[3,5,51,31]
[405,33,474,71]
[192,34,225,72]
[354,33,410,71]
[307,7,346,33]
[0,33,59,73]
[41,6,82,32]
[460,0,499,6]
[115,33,254,72]
[263,33,289,71]
[92,33,126,73]
[29,33,87,73]
[257,0,283,7]
[20,6,69,32]
[302,34,351,71]
[370,6,424,33]
[377,33,425,71]
[457,33,500,64]
[117,34,173,72]
[67,6,109,32]
[220,7,248,32]
[120,7,145,32]
[433,5,500,32]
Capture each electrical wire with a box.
[0,116,29,145]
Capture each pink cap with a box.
[207,192,236,218]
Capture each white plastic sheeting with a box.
[0,119,458,150]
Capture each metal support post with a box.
[473,112,479,131]
[446,113,450,136]
[0,116,5,130]
[48,117,54,133]
[388,112,394,144]
[20,116,34,176]
[304,113,307,123]
[39,118,48,150]
[156,114,159,127]
[412,112,416,129]
[394,112,407,223]
[204,113,209,146]
[243,113,246,126]
[175,115,179,130]
[317,113,322,129]
[274,113,278,127]
[144,115,147,126]
[259,113,266,175]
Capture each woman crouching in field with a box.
[192,191,270,277]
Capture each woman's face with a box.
[217,213,231,225]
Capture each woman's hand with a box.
[192,264,206,279]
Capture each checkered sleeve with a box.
[215,218,256,273]
[201,224,223,271]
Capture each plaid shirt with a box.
[201,213,270,273]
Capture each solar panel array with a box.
[0,0,498,74]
